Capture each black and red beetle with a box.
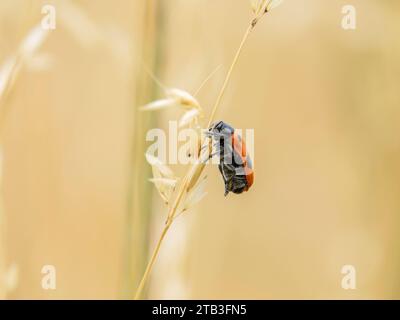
[207,121,254,196]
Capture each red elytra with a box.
[232,131,254,191]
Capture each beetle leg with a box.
[204,131,225,138]
[218,164,228,182]
[224,187,229,197]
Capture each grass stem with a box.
[207,23,254,128]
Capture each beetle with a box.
[207,121,254,196]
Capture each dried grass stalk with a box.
[134,1,283,299]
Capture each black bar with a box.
[0,300,397,318]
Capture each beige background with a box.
[0,0,399,299]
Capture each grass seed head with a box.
[166,88,201,110]
[146,153,178,205]
[182,176,208,213]
[179,108,202,128]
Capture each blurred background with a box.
[0,0,400,299]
